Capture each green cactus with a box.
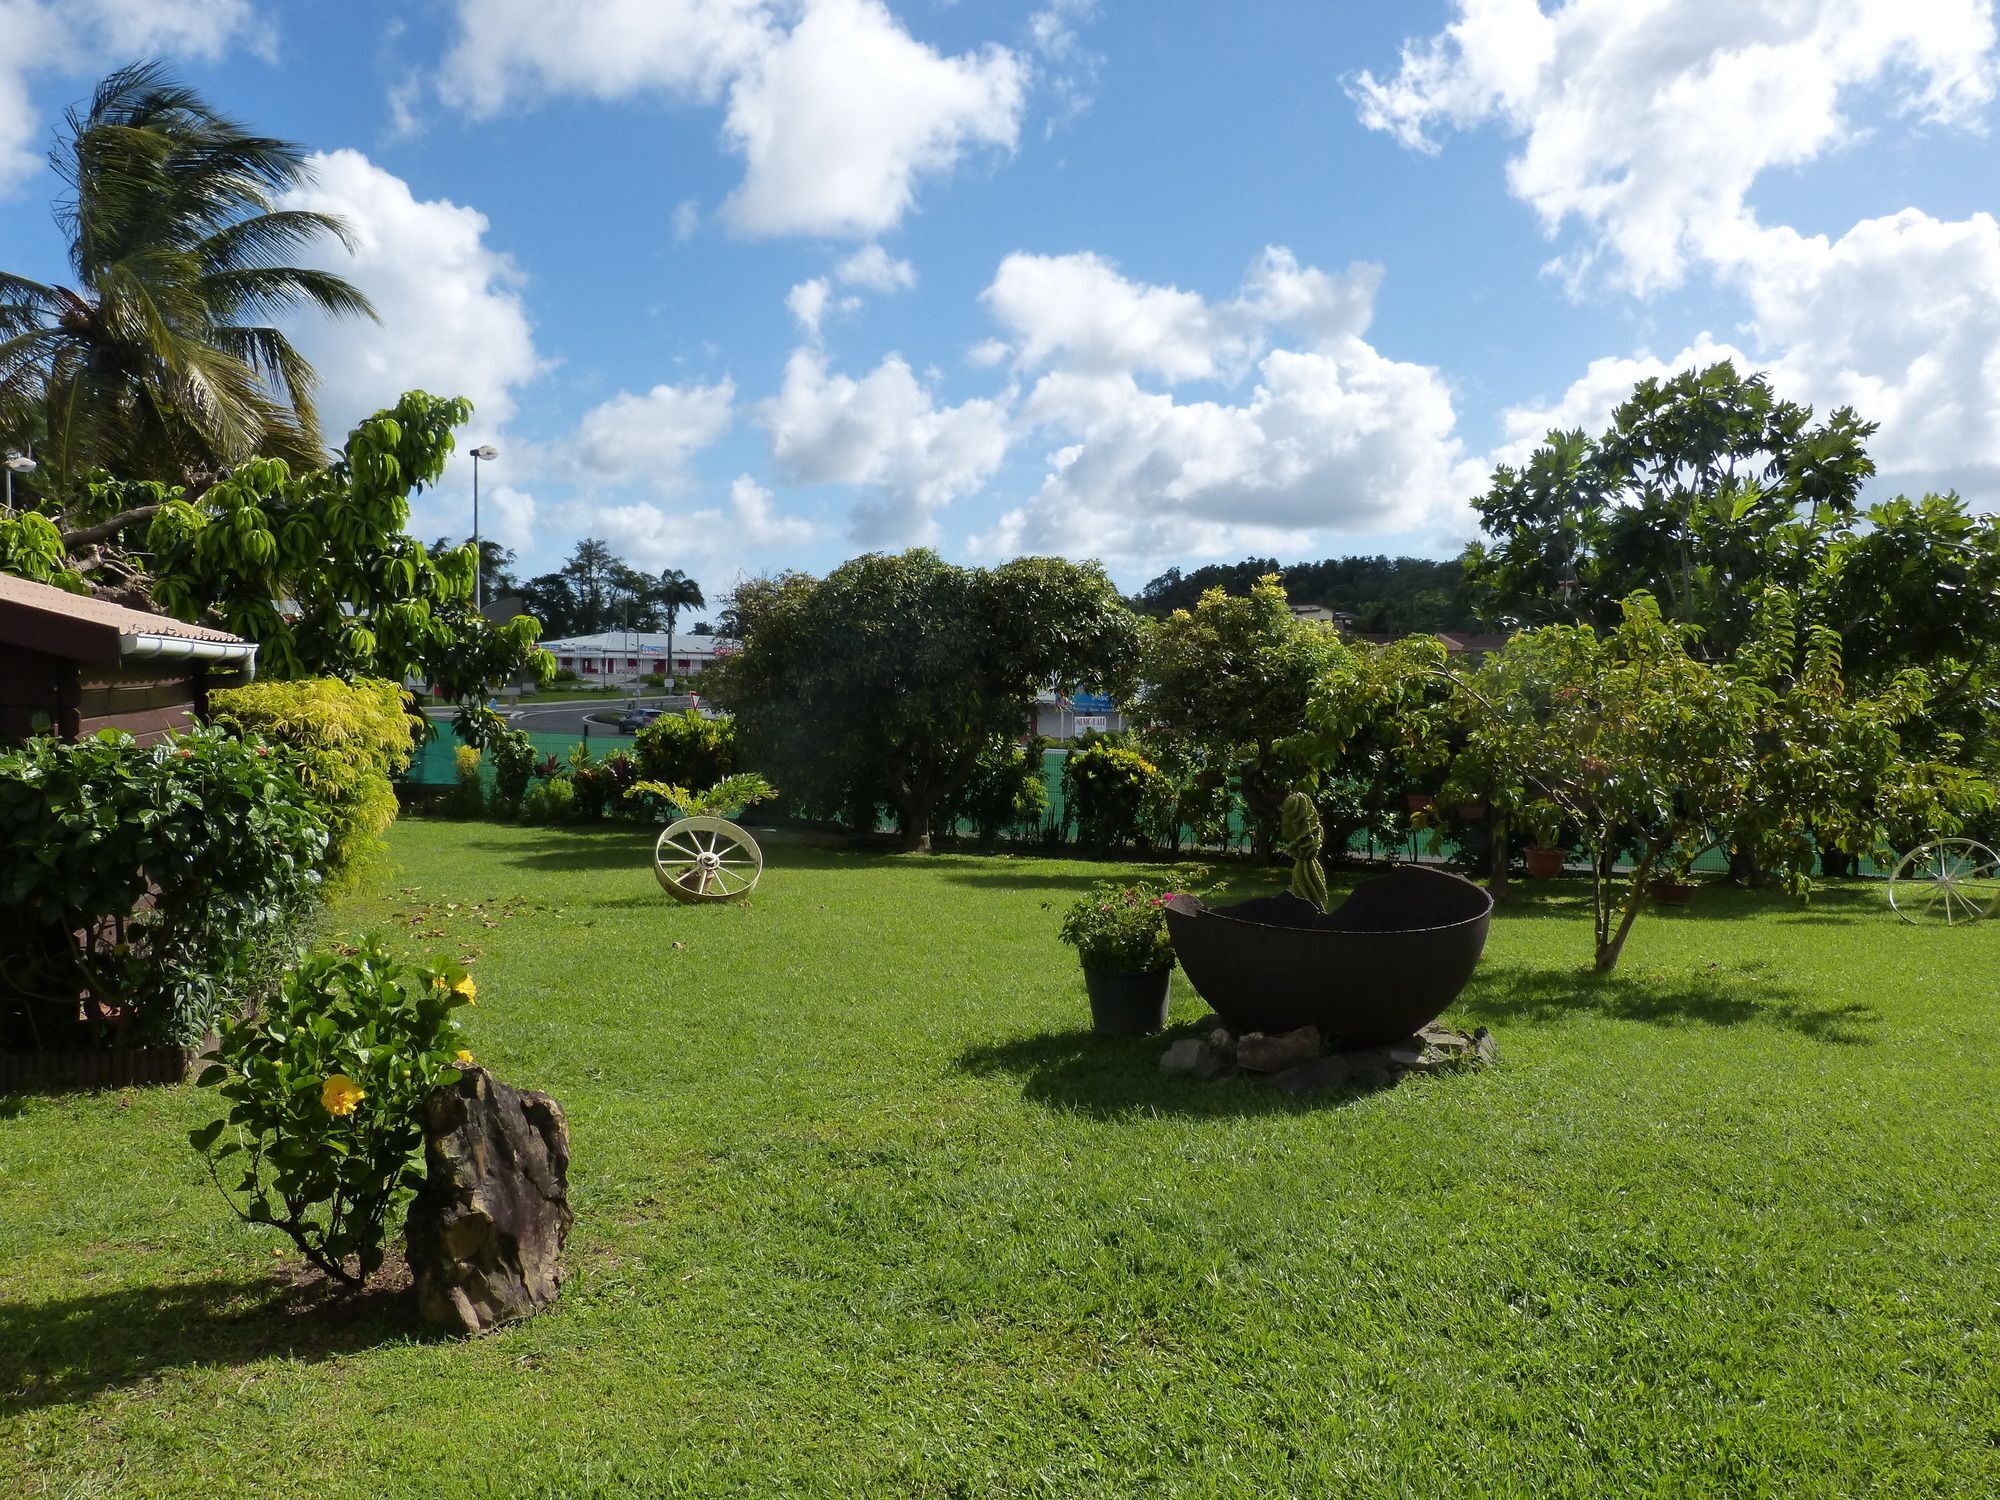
[1281,790,1328,911]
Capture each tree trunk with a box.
[1593,842,1660,972]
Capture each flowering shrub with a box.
[0,727,328,1049]
[188,938,475,1284]
[1057,879,1181,974]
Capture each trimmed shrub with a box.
[208,676,414,881]
[0,728,329,1048]
[633,709,734,789]
[488,728,538,816]
[189,938,474,1284]
[523,775,578,823]
[1062,738,1171,852]
[452,744,485,817]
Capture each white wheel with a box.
[1888,839,2000,927]
[653,816,763,904]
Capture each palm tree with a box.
[654,567,705,683]
[0,63,375,493]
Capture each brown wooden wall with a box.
[76,668,198,744]
[0,647,67,741]
[0,656,198,744]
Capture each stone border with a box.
[1161,1016,1495,1096]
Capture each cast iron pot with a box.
[1084,968,1172,1036]
[1164,865,1493,1048]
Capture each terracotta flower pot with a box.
[1524,845,1566,879]
[1405,792,1434,812]
[1455,801,1488,821]
[1083,967,1172,1036]
[1651,877,1698,906]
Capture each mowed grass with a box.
[3,820,1998,1498]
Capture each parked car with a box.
[617,706,664,733]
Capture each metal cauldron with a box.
[1164,865,1493,1048]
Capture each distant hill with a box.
[1130,555,1473,633]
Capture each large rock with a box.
[406,1067,572,1335]
[1235,1025,1322,1074]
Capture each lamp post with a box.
[3,452,34,510]
[469,445,498,612]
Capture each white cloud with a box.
[722,473,819,545]
[786,278,831,339]
[1352,0,1999,295]
[0,0,269,194]
[1357,3,2000,502]
[1742,210,2000,491]
[983,246,1382,385]
[438,0,1026,240]
[1490,334,1751,470]
[564,379,736,491]
[975,248,1482,567]
[758,347,1014,544]
[279,149,543,440]
[671,198,702,243]
[835,242,917,293]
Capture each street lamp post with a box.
[4,452,35,510]
[469,445,498,612]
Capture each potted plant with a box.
[1058,879,1179,1036]
[1405,789,1435,813]
[1523,800,1567,879]
[1651,846,1701,905]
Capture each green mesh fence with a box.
[405,735,1888,876]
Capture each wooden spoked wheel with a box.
[1888,838,2000,927]
[653,816,763,904]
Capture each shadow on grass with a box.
[1455,962,1878,1043]
[955,1023,1401,1121]
[0,1271,432,1415]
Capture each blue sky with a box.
[5,1,1998,612]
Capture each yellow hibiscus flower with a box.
[321,1074,365,1116]
[455,1049,474,1066]
[452,975,477,1005]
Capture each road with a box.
[421,695,691,738]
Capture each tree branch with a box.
[61,503,167,550]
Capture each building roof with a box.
[0,572,253,669]
[543,631,737,655]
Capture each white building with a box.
[542,631,736,686]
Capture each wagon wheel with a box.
[653,815,763,904]
[1888,839,2000,927]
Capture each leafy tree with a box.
[1465,362,1875,652]
[562,538,618,634]
[1424,592,1979,972]
[0,390,551,695]
[1140,575,1349,856]
[708,549,1138,852]
[1133,554,1471,633]
[0,63,374,490]
[432,536,518,607]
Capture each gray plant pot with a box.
[1083,967,1172,1036]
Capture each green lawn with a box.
[3,821,1998,1497]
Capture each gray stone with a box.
[1270,1055,1354,1097]
[1236,1026,1322,1074]
[1189,1012,1230,1035]
[1159,1038,1224,1080]
[1206,1027,1237,1060]
[406,1067,572,1335]
[1473,1027,1498,1065]
[1418,1023,1473,1054]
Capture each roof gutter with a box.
[119,632,259,680]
